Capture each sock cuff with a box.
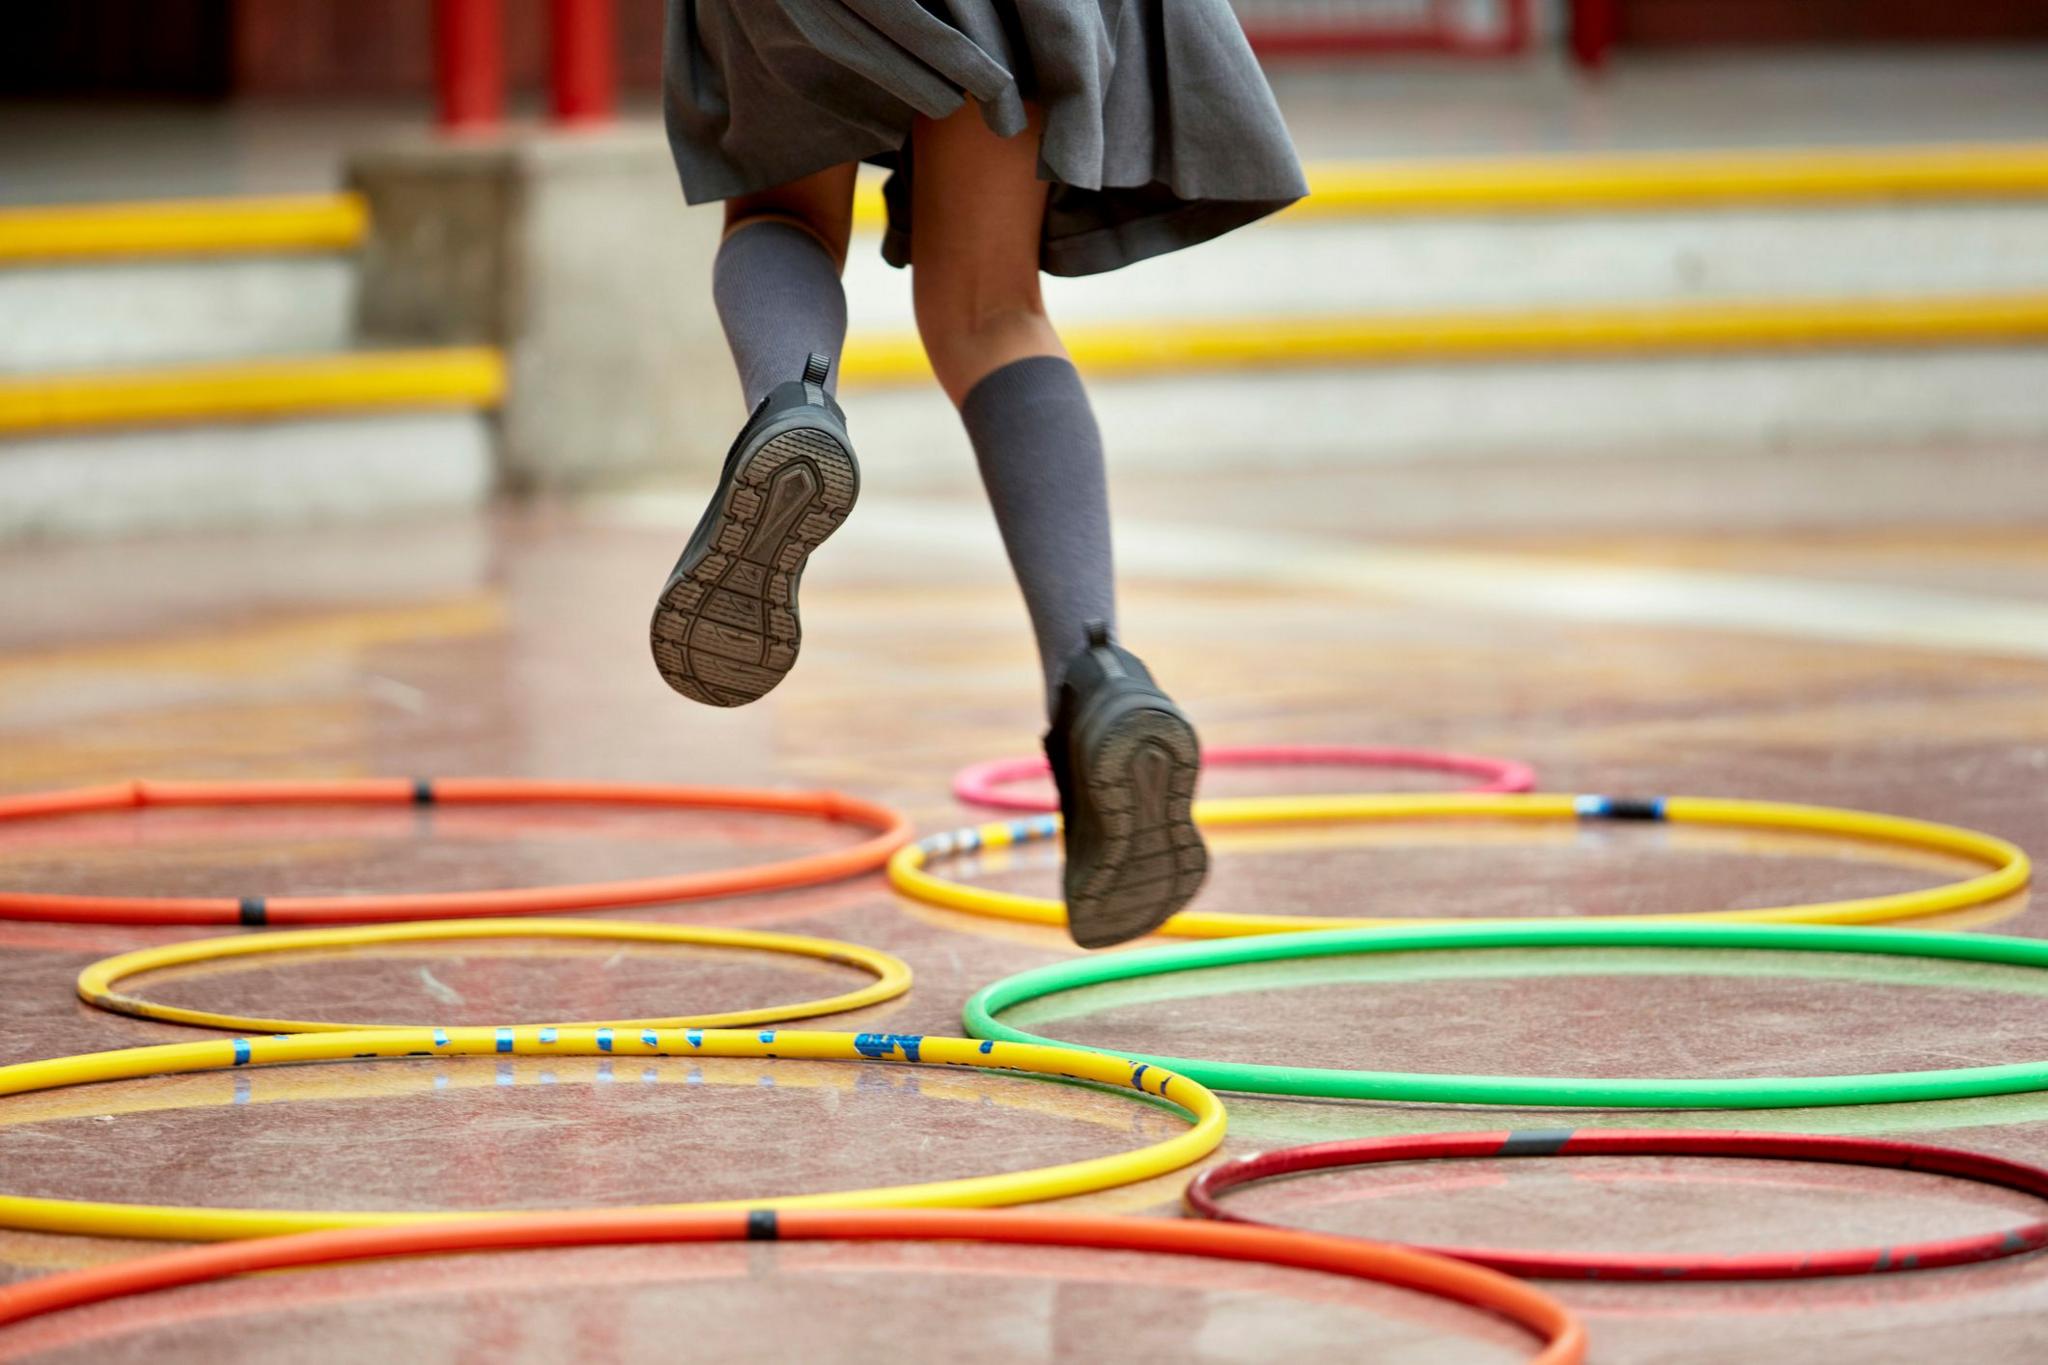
[719,215,838,259]
[960,354,1084,425]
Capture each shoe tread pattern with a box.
[650,425,857,707]
[1066,708,1208,948]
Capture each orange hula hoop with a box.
[0,1209,1586,1364]
[0,779,911,926]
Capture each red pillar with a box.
[434,0,506,129]
[1571,0,1617,72]
[549,0,617,124]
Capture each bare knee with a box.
[914,275,1062,406]
[723,166,858,270]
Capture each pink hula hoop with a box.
[952,745,1537,813]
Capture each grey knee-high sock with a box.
[712,220,847,408]
[961,355,1118,713]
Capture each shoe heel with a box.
[1067,703,1207,948]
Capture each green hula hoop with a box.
[964,921,2048,1110]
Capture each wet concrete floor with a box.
[2,480,2046,1362]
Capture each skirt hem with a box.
[665,0,1307,276]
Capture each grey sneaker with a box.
[1044,622,1208,948]
[649,353,858,707]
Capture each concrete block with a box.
[349,129,735,493]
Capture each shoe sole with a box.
[649,422,858,707]
[1065,706,1209,949]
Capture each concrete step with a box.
[0,350,504,540]
[0,194,366,373]
[838,145,2048,425]
[0,413,496,541]
[851,141,2048,225]
[0,257,357,373]
[843,204,2048,328]
[841,345,2048,491]
[830,146,2048,475]
[843,145,2048,325]
[842,294,2048,386]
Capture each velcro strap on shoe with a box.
[802,352,831,404]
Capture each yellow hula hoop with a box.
[888,793,2030,939]
[0,1028,1224,1241]
[76,919,914,1034]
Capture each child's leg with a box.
[717,164,859,405]
[909,104,1116,713]
[650,164,861,709]
[910,101,1204,948]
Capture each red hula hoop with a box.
[1186,1130,2048,1281]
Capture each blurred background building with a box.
[3,0,2047,540]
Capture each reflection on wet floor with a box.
[0,1242,1535,1365]
[947,816,2020,925]
[119,939,882,1028]
[0,804,878,902]
[1220,1151,2048,1256]
[3,502,2047,1361]
[0,1057,1184,1215]
[1008,948,2048,1078]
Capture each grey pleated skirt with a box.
[662,0,1308,277]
